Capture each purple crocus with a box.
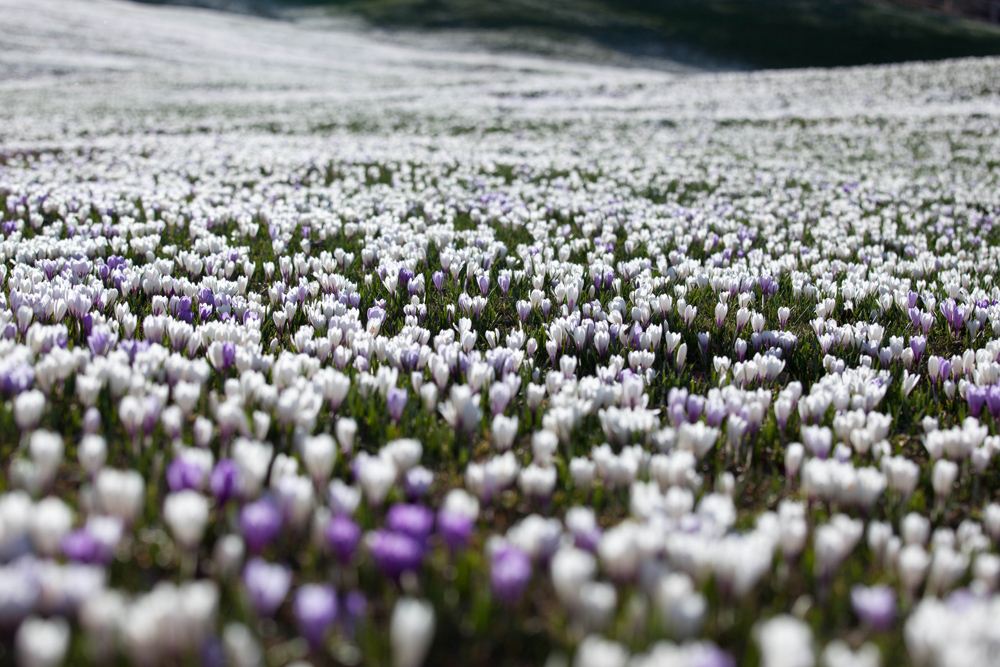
[61,529,103,564]
[386,387,407,423]
[686,395,705,422]
[436,510,474,552]
[368,530,424,580]
[705,399,728,427]
[243,557,292,617]
[386,504,435,544]
[940,299,966,335]
[967,385,987,419]
[477,274,490,296]
[910,335,927,363]
[210,459,241,505]
[87,326,117,357]
[221,342,236,372]
[294,584,338,648]
[166,457,204,492]
[986,385,1000,420]
[498,273,510,296]
[325,515,362,563]
[938,358,953,385]
[851,584,896,631]
[432,271,445,291]
[405,467,433,500]
[491,546,532,606]
[239,498,283,553]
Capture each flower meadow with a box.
[5,1,1000,666]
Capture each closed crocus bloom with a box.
[851,584,896,631]
[368,530,424,580]
[491,545,532,606]
[210,459,241,505]
[390,597,435,667]
[29,430,63,487]
[95,468,145,524]
[164,490,210,550]
[404,466,433,500]
[29,497,73,557]
[436,509,474,552]
[386,387,408,423]
[16,616,70,667]
[302,434,337,487]
[14,390,46,432]
[325,514,362,562]
[784,443,805,479]
[386,504,435,544]
[239,497,283,553]
[243,557,291,617]
[932,459,959,500]
[335,417,358,456]
[78,434,107,477]
[294,584,337,649]
[754,615,813,667]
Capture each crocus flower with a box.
[436,509,474,552]
[325,515,362,563]
[368,530,425,580]
[243,557,292,617]
[491,546,532,606]
[239,498,283,553]
[386,387,408,423]
[851,584,896,631]
[210,459,241,505]
[294,584,338,649]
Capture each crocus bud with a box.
[302,434,337,487]
[390,597,435,667]
[335,418,358,456]
[931,459,958,501]
[785,443,805,479]
[29,430,63,488]
[78,434,107,477]
[243,557,292,617]
[850,584,895,631]
[754,615,813,667]
[491,546,533,606]
[294,584,338,649]
[29,497,73,557]
[16,616,70,667]
[325,515,361,562]
[14,390,46,432]
[239,497,282,553]
[164,490,210,550]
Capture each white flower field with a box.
[2,0,1000,665]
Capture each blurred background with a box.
[130,0,1000,70]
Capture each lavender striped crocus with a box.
[243,557,291,617]
[294,584,338,648]
[851,584,895,631]
[491,546,532,606]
